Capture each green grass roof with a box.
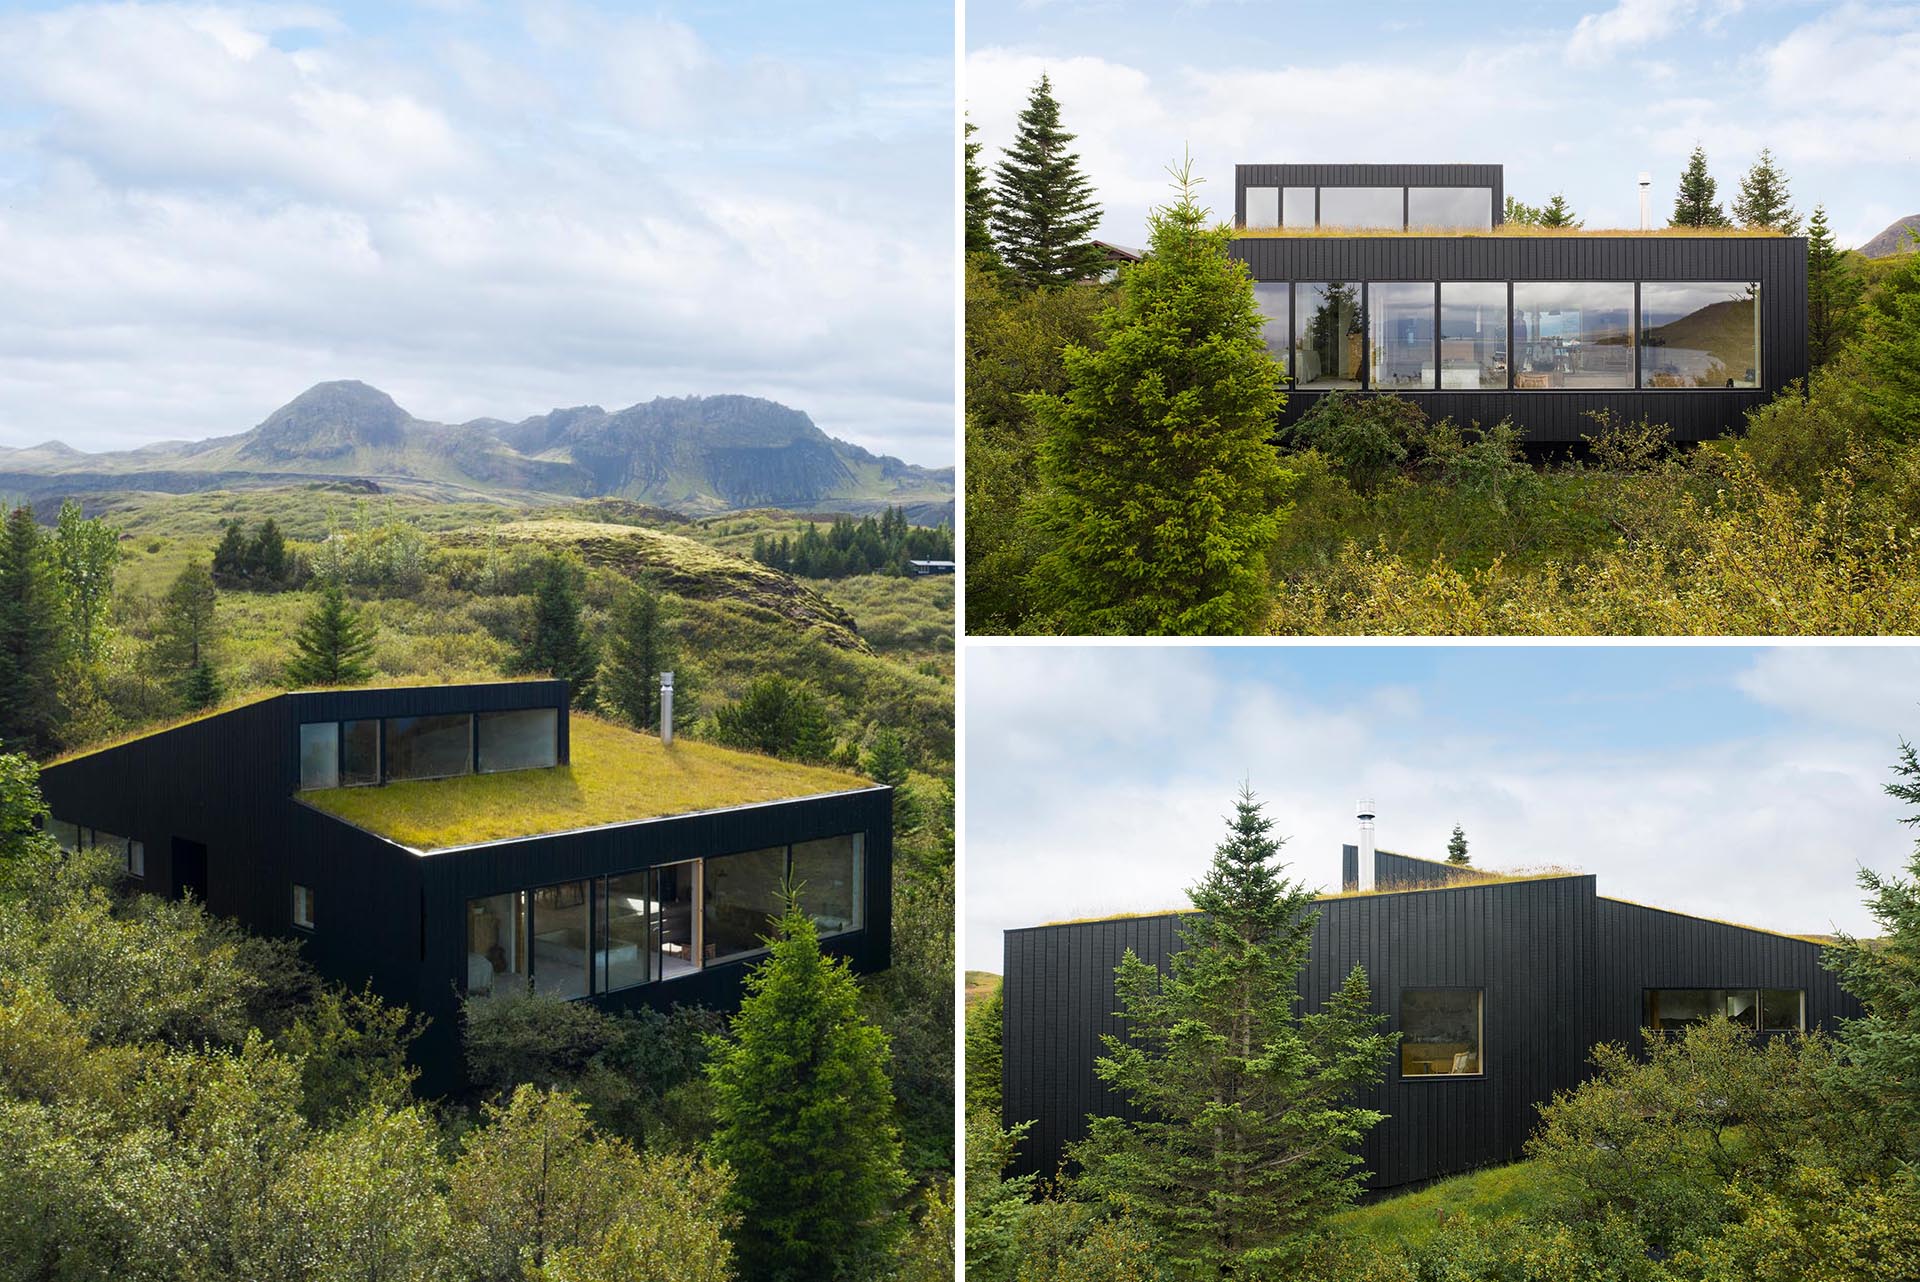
[300,713,872,851]
[1232,224,1790,240]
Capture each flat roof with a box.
[1232,225,1792,240]
[299,713,872,852]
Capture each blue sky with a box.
[0,0,954,462]
[964,645,1920,970]
[967,0,1920,252]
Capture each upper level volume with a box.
[1236,164,1507,232]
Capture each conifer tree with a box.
[1031,160,1292,634]
[600,580,678,732]
[154,558,221,708]
[990,73,1106,287]
[1732,146,1799,233]
[1806,205,1862,368]
[1855,239,1920,439]
[213,519,249,583]
[1670,145,1732,227]
[964,985,1005,1118]
[711,675,833,763]
[1538,192,1582,228]
[707,898,907,1281]
[52,501,119,664]
[0,507,65,753]
[965,116,1000,266]
[248,517,288,585]
[1071,785,1396,1276]
[285,581,376,687]
[1447,824,1470,866]
[514,554,597,707]
[183,658,223,710]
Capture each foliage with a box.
[153,558,222,704]
[1031,162,1294,634]
[0,508,64,754]
[1853,233,1920,440]
[1670,144,1731,227]
[276,983,425,1126]
[710,673,835,763]
[1071,785,1396,1276]
[990,73,1106,288]
[1805,206,1861,368]
[1732,147,1798,233]
[1538,192,1582,228]
[53,500,121,663]
[514,554,597,707]
[965,983,1005,1117]
[598,578,678,733]
[1502,194,1543,225]
[752,507,952,579]
[1008,1201,1162,1282]
[213,516,298,589]
[1446,824,1469,865]
[1285,392,1422,496]
[965,116,1000,266]
[707,900,907,1281]
[284,581,377,686]
[965,1110,1038,1281]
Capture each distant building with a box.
[908,559,955,576]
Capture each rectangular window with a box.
[292,883,315,930]
[1368,282,1436,389]
[1639,281,1761,388]
[1245,186,1279,229]
[93,831,126,862]
[531,880,592,999]
[598,870,655,992]
[1281,186,1316,227]
[342,719,381,786]
[1408,187,1493,230]
[466,891,528,997]
[299,721,340,790]
[655,860,701,980]
[1295,282,1362,388]
[1319,186,1403,229]
[704,846,789,963]
[48,819,79,850]
[1400,988,1483,1077]
[128,840,145,878]
[1253,282,1291,376]
[1645,988,1806,1033]
[1512,282,1633,389]
[477,707,560,774]
[792,834,864,936]
[1440,282,1510,389]
[1760,989,1804,1032]
[385,714,472,781]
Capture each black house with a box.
[1230,163,1807,443]
[36,680,892,1091]
[1001,840,1855,1191]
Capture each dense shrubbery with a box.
[752,507,953,578]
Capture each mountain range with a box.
[1860,214,1920,259]
[0,381,954,523]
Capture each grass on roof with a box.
[1232,224,1789,240]
[301,713,870,850]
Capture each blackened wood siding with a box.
[1228,234,1808,443]
[1234,164,1506,228]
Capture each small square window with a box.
[292,884,315,930]
[1401,988,1484,1077]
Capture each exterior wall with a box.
[1234,164,1506,228]
[1344,844,1481,893]
[1229,234,1809,443]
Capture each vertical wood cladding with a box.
[1004,869,1852,1190]
[1227,234,1807,443]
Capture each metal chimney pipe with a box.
[1356,798,1376,891]
[660,671,675,746]
[1638,171,1652,231]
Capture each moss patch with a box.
[301,713,871,850]
[1329,1160,1551,1252]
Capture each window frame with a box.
[1398,986,1486,1080]
[1636,280,1763,390]
[1643,987,1806,1034]
[292,883,315,931]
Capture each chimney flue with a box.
[1638,171,1652,231]
[1356,798,1376,892]
[660,671,675,746]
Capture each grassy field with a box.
[966,970,1001,1011]
[1329,1160,1551,1253]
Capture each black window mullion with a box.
[1432,282,1441,391]
[1507,280,1515,390]
[1633,281,1642,389]
[1360,283,1369,391]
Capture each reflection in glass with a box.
[793,834,863,936]
[1400,989,1483,1076]
[342,719,380,786]
[598,871,654,992]
[1295,283,1362,388]
[1761,989,1804,1032]
[1646,988,1718,1030]
[1253,283,1291,376]
[1245,186,1279,228]
[385,714,472,781]
[1440,283,1509,388]
[477,707,560,774]
[705,846,788,962]
[466,891,528,997]
[299,722,339,790]
[48,819,79,850]
[1319,186,1403,229]
[654,861,701,979]
[531,880,591,999]
[1282,186,1316,227]
[1512,282,1633,388]
[1639,282,1760,388]
[1408,187,1493,230]
[1369,283,1436,389]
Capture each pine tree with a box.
[989,73,1106,287]
[965,116,1000,266]
[1855,240,1920,438]
[0,507,66,753]
[514,554,597,707]
[711,675,833,763]
[863,726,911,789]
[600,581,676,732]
[212,519,249,583]
[285,581,376,687]
[1447,824,1470,866]
[1071,785,1396,1276]
[153,558,220,706]
[964,985,1005,1118]
[1538,192,1582,228]
[1032,159,1292,634]
[248,517,288,585]
[1806,205,1862,369]
[183,658,223,710]
[1732,146,1798,233]
[1670,145,1731,228]
[707,899,907,1281]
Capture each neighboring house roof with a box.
[1093,240,1147,262]
[299,712,870,852]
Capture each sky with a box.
[0,0,955,463]
[964,644,1920,970]
[966,0,1920,253]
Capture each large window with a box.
[342,719,380,786]
[1440,282,1509,389]
[705,846,789,963]
[1645,988,1805,1033]
[1640,282,1760,388]
[1296,283,1362,388]
[531,880,592,999]
[478,707,559,774]
[655,861,701,979]
[1512,282,1633,388]
[385,714,472,781]
[1281,186,1315,227]
[47,819,79,850]
[1401,988,1483,1077]
[1408,187,1493,230]
[466,891,528,997]
[1253,282,1291,375]
[299,722,340,790]
[598,870,655,992]
[1319,186,1403,229]
[792,834,864,936]
[1369,283,1436,390]
[128,840,145,878]
[1245,186,1279,229]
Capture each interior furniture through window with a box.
[1400,988,1484,1077]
